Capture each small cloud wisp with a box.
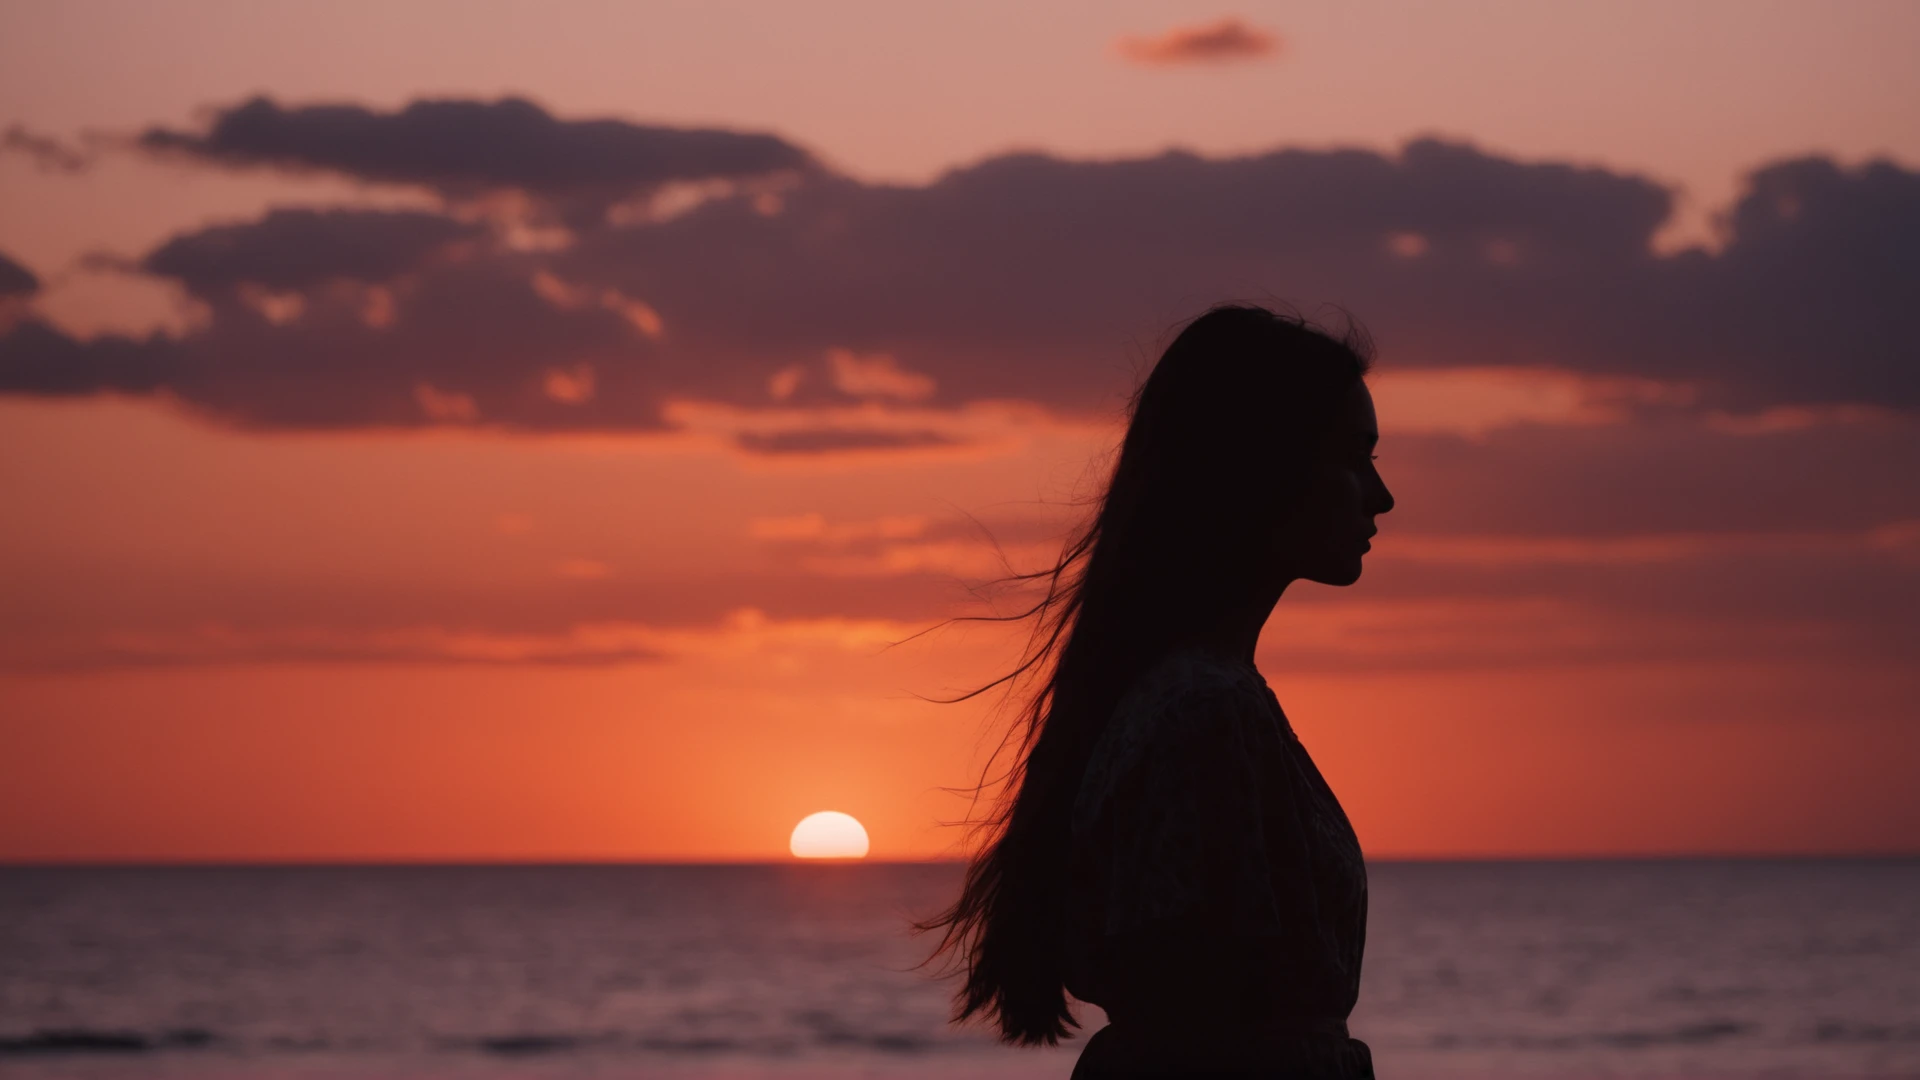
[1114,17,1281,67]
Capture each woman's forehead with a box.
[1330,381,1379,440]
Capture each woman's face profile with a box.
[1283,380,1393,587]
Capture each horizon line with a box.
[5,851,1917,869]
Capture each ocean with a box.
[2,860,1916,1078]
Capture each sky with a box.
[2,0,1917,861]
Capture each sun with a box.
[789,811,870,859]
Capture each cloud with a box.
[749,513,930,543]
[2,124,91,173]
[827,348,936,401]
[13,521,1912,672]
[0,599,938,673]
[553,557,612,580]
[4,390,1913,674]
[139,96,813,215]
[1114,17,1282,66]
[0,250,38,298]
[733,427,959,455]
[5,111,1919,430]
[1,252,668,427]
[0,319,175,397]
[1379,414,1920,538]
[560,141,1920,414]
[1685,156,1920,409]
[4,622,666,672]
[141,208,484,292]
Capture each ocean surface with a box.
[2,860,1917,1079]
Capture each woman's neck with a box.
[1188,577,1290,668]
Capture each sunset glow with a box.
[0,1,1916,864]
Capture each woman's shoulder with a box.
[1072,646,1276,836]
[1136,645,1265,698]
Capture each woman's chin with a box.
[1305,558,1365,588]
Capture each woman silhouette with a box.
[922,304,1393,1077]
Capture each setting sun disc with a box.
[789,811,870,859]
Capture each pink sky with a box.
[2,1,1916,860]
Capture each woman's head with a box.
[1091,304,1389,635]
[919,303,1387,1044]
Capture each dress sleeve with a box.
[1088,679,1291,940]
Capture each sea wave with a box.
[0,1028,214,1056]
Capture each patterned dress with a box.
[1064,647,1374,1078]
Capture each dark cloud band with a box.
[142,208,484,292]
[139,96,814,207]
[0,250,38,297]
[5,100,1918,430]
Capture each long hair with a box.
[917,303,1375,1045]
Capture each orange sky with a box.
[2,1,1917,861]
